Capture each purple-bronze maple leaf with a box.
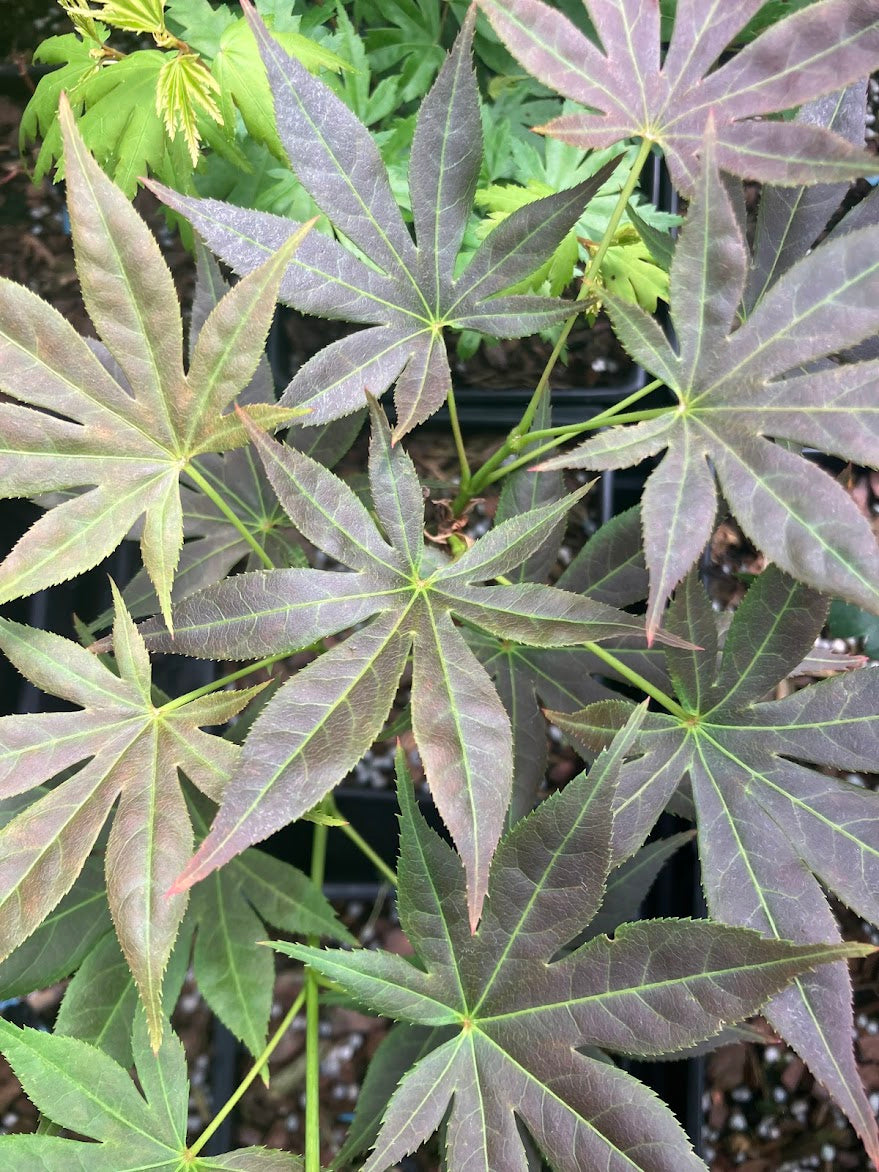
[539,128,879,637]
[136,401,684,929]
[275,729,873,1172]
[551,569,879,1161]
[149,5,617,439]
[478,0,879,196]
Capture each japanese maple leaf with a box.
[477,0,878,196]
[275,730,871,1172]
[110,249,364,626]
[551,567,879,1161]
[149,5,617,440]
[0,1014,299,1171]
[139,399,675,928]
[0,94,307,626]
[0,587,263,1047]
[539,129,879,636]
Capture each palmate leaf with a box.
[551,567,879,1160]
[0,1014,301,1170]
[276,734,871,1172]
[478,0,878,196]
[108,249,364,626]
[150,5,617,440]
[0,96,308,627]
[138,400,671,929]
[0,588,264,1048]
[540,129,879,635]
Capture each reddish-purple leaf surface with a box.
[541,130,879,635]
[478,0,878,195]
[0,588,262,1048]
[552,567,879,1160]
[139,403,667,929]
[149,7,616,439]
[275,736,871,1172]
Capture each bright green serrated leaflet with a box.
[0,588,265,1049]
[211,13,350,165]
[277,735,871,1172]
[0,1014,302,1170]
[156,50,223,166]
[541,128,879,636]
[551,567,879,1161]
[137,400,673,930]
[0,96,309,626]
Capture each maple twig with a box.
[512,136,655,440]
[187,986,308,1158]
[479,407,670,486]
[305,819,329,1172]
[447,385,472,485]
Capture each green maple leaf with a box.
[0,1014,301,1170]
[276,732,871,1172]
[551,567,879,1160]
[0,96,308,625]
[136,399,674,929]
[0,587,263,1047]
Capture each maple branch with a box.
[183,461,276,570]
[447,385,472,483]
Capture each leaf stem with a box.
[446,385,472,485]
[158,654,289,713]
[583,641,689,719]
[305,818,329,1172]
[451,138,657,519]
[188,986,307,1158]
[511,136,655,440]
[331,802,398,886]
[479,408,670,486]
[517,377,665,442]
[184,460,275,570]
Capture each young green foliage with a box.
[0,97,308,627]
[277,732,872,1172]
[478,0,877,195]
[150,6,617,438]
[540,130,879,636]
[0,1013,301,1170]
[551,568,879,1159]
[138,400,668,929]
